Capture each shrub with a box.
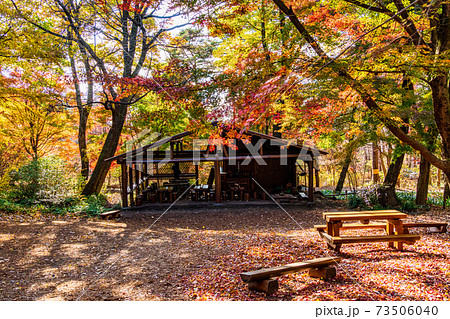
[347,194,364,208]
[347,185,379,209]
[79,194,109,217]
[8,156,79,205]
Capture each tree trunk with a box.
[444,183,450,209]
[69,42,92,180]
[82,103,128,195]
[335,151,352,193]
[315,169,320,187]
[416,155,431,205]
[378,149,405,207]
[78,107,90,179]
[383,151,405,189]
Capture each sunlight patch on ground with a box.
[51,221,69,225]
[0,234,14,241]
[56,280,86,294]
[80,225,126,235]
[27,245,51,258]
[60,243,89,258]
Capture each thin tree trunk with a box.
[437,169,441,187]
[416,155,431,205]
[315,169,320,187]
[69,38,92,180]
[335,151,352,193]
[372,140,379,183]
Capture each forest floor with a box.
[0,199,449,301]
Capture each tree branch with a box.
[272,0,448,171]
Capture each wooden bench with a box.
[315,222,447,233]
[240,257,341,295]
[99,210,121,220]
[314,223,387,231]
[403,222,447,233]
[318,231,420,244]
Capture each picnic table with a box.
[272,193,298,203]
[315,210,421,252]
[192,184,210,201]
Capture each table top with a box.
[325,210,407,222]
[323,210,400,218]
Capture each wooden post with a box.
[135,163,140,197]
[195,164,199,185]
[373,141,380,183]
[129,165,134,206]
[214,160,222,204]
[307,160,314,202]
[143,151,148,189]
[309,266,336,280]
[393,219,404,251]
[120,162,128,208]
[248,279,279,295]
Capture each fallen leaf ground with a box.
[0,200,449,300]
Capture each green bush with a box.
[79,194,109,217]
[8,157,79,205]
[347,194,364,208]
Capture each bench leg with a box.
[309,266,337,280]
[248,278,279,295]
[393,219,404,251]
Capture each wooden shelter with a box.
[105,129,327,208]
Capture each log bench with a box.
[99,210,121,220]
[240,257,341,295]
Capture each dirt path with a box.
[1,201,449,300]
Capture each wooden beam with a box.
[240,257,341,282]
[121,163,128,207]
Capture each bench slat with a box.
[99,210,121,219]
[331,234,420,244]
[403,222,447,228]
[240,257,341,283]
[315,223,387,231]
